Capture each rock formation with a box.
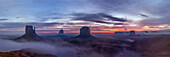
[75,26,95,38]
[59,29,64,34]
[14,25,43,42]
[129,30,135,35]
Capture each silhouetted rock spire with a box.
[75,26,95,38]
[59,29,64,34]
[14,25,43,42]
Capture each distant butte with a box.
[14,25,43,42]
[129,30,135,36]
[74,26,95,38]
[59,29,64,35]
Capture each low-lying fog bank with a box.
[0,33,143,57]
[0,38,78,57]
[1,33,169,57]
[134,35,170,57]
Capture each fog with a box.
[0,33,144,57]
[0,38,77,57]
[0,38,107,57]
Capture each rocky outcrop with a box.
[75,26,95,38]
[14,25,43,42]
[129,30,135,36]
[59,29,64,35]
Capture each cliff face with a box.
[80,27,90,37]
[14,25,43,42]
[75,26,95,38]
[25,25,36,37]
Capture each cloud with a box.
[89,0,170,25]
[98,13,127,22]
[71,13,127,24]
[0,0,170,31]
[65,23,90,25]
[0,38,79,57]
[0,19,8,21]
[114,23,125,25]
[83,20,113,24]
[140,17,170,26]
[0,39,56,52]
[88,0,137,13]
[140,14,148,17]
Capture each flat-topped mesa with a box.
[80,27,91,37]
[129,30,135,36]
[75,26,95,38]
[25,25,36,36]
[14,25,42,42]
[59,29,64,34]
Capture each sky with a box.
[0,0,170,33]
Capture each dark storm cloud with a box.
[72,13,127,24]
[0,19,8,21]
